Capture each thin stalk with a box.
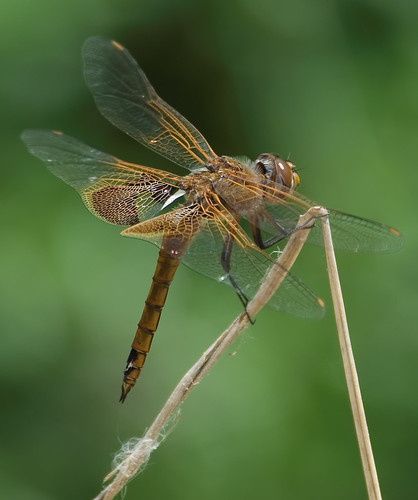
[320,214,382,500]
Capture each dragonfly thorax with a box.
[180,170,217,205]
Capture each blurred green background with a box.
[2,0,417,499]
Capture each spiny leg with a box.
[250,211,318,250]
[220,232,255,324]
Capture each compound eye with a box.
[275,158,293,187]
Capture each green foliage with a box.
[1,0,416,498]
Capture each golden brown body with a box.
[120,237,184,402]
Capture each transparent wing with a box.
[227,171,403,254]
[21,129,183,226]
[123,202,325,320]
[264,193,403,253]
[184,216,325,319]
[83,36,217,171]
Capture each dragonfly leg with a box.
[250,211,317,250]
[221,233,255,324]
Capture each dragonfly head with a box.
[255,153,300,191]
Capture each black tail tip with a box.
[119,382,133,403]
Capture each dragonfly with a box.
[22,37,403,402]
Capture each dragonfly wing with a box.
[83,37,217,171]
[181,216,325,320]
[120,198,324,319]
[21,129,183,226]
[311,209,403,253]
[235,173,404,254]
[262,200,403,253]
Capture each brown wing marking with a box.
[83,167,182,226]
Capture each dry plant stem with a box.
[93,207,320,500]
[320,215,382,500]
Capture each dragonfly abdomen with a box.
[119,243,184,402]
